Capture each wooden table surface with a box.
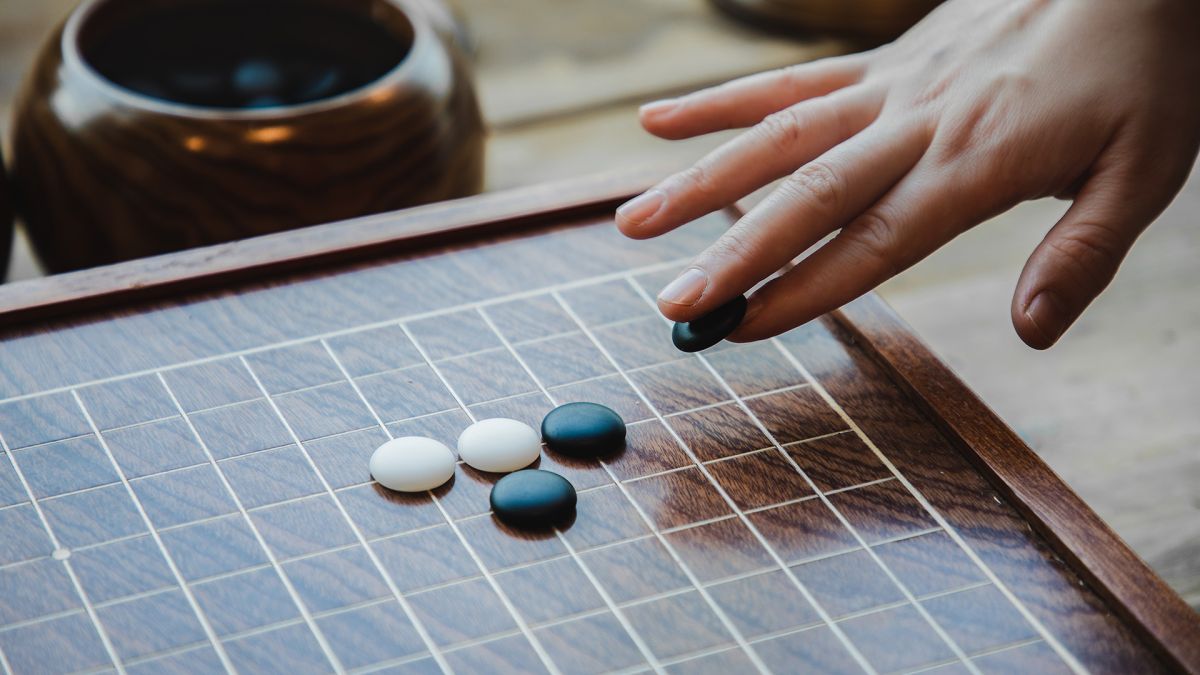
[0,173,1196,674]
[0,0,1197,617]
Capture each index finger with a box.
[730,167,991,341]
[656,122,929,322]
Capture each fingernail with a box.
[640,98,677,116]
[1025,291,1068,345]
[658,268,708,306]
[616,189,666,228]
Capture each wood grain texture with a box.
[10,0,484,273]
[0,166,669,329]
[832,293,1200,672]
[7,3,1191,617]
[779,315,1172,672]
[0,173,1193,673]
[876,183,1200,613]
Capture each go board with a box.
[0,172,1196,675]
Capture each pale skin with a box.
[616,0,1200,349]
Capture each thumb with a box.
[1012,171,1152,349]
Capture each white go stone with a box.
[457,418,541,473]
[369,437,456,492]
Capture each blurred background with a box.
[1,0,1196,611]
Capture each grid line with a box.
[352,650,442,675]
[551,289,863,675]
[239,354,456,674]
[0,352,799,461]
[766,339,1088,674]
[658,644,743,669]
[0,640,11,675]
[158,372,344,674]
[320,339,478,673]
[694,428,849,465]
[9,538,998,662]
[0,556,1010,670]
[119,640,219,670]
[350,578,1008,667]
[0,361,1048,673]
[906,637,1047,675]
[214,617,308,644]
[0,433,126,674]
[725,418,980,663]
[966,637,1047,662]
[0,608,85,636]
[0,259,694,409]
[624,278,984,673]
[658,382,808,417]
[0,420,849,533]
[331,327,563,675]
[0,260,1092,674]
[477,305,669,674]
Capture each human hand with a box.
[616,0,1200,348]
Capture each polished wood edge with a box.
[833,293,1200,673]
[0,165,674,328]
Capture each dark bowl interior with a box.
[78,0,415,110]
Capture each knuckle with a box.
[909,72,955,110]
[781,160,845,217]
[811,95,852,139]
[841,211,904,281]
[756,108,804,152]
[678,163,720,201]
[1045,224,1126,288]
[933,102,995,161]
[828,98,857,139]
[930,73,1032,162]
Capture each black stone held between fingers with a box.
[541,402,626,457]
[490,469,577,528]
[671,294,748,352]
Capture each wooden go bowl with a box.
[10,0,485,273]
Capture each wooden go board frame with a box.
[0,171,1195,675]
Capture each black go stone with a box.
[541,402,626,457]
[671,295,748,352]
[490,470,576,528]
